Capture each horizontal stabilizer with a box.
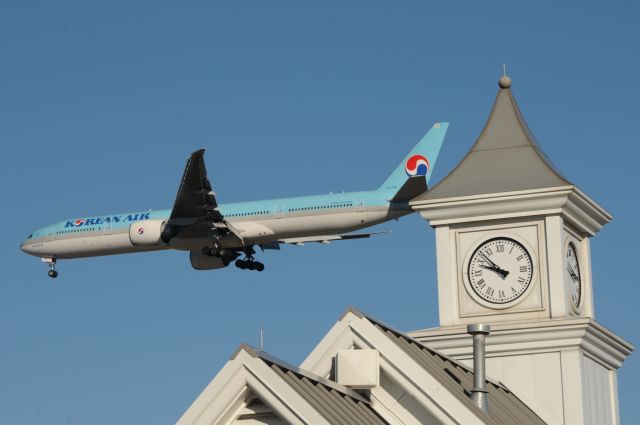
[279,231,388,245]
[389,176,427,203]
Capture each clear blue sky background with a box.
[1,1,638,424]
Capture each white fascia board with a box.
[303,312,484,425]
[177,358,249,425]
[373,356,462,425]
[301,311,359,373]
[410,318,634,369]
[176,349,328,425]
[302,316,411,425]
[351,316,486,425]
[242,357,327,425]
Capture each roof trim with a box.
[234,343,371,404]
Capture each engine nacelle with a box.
[129,220,167,247]
[189,250,229,270]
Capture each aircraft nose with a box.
[20,239,34,255]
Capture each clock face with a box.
[467,237,534,304]
[566,242,581,308]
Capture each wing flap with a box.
[279,231,388,245]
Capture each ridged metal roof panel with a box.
[371,321,547,425]
[268,363,389,425]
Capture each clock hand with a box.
[479,264,510,279]
[479,252,498,268]
[567,265,579,281]
[479,252,509,279]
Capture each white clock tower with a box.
[409,76,633,425]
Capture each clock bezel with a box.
[462,233,538,310]
[565,239,583,313]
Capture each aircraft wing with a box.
[168,149,223,226]
[277,231,388,246]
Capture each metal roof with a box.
[344,308,547,425]
[240,345,390,425]
[414,77,570,201]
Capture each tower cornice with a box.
[409,317,634,370]
[411,184,611,237]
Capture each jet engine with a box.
[189,250,229,270]
[129,220,167,246]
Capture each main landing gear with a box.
[201,241,227,258]
[201,242,265,272]
[235,258,265,272]
[42,258,58,278]
[235,247,265,272]
[201,241,239,267]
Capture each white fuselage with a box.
[21,191,409,260]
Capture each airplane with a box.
[20,122,448,278]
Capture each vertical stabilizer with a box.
[377,122,449,195]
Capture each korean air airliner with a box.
[21,123,448,277]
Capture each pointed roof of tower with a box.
[415,76,570,201]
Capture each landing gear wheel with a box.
[211,241,224,257]
[43,258,58,278]
[203,241,224,257]
[235,259,264,271]
[234,246,264,271]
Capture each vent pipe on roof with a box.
[467,324,491,414]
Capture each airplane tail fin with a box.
[377,122,449,198]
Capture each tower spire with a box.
[413,75,569,200]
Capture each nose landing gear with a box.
[42,258,58,278]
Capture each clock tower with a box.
[409,76,633,425]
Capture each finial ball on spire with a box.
[499,75,512,89]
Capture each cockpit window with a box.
[28,234,32,239]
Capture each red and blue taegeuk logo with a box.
[405,154,430,177]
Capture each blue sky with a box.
[1,1,638,424]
